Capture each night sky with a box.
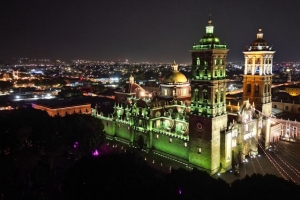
[1,0,300,63]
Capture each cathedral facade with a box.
[93,19,274,174]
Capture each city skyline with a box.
[1,0,300,63]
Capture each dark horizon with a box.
[1,0,300,63]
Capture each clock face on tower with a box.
[196,122,203,130]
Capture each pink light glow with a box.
[178,189,182,195]
[74,142,79,149]
[92,149,99,156]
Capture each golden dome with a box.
[162,71,188,83]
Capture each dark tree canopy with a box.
[0,108,105,199]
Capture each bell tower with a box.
[243,29,275,148]
[188,15,229,174]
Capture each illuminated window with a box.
[156,134,159,139]
[169,138,172,143]
[184,142,187,147]
[198,147,202,154]
[197,57,200,66]
[164,89,167,95]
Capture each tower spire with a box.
[208,8,212,24]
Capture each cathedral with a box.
[93,18,277,174]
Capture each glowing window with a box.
[169,138,172,143]
[197,57,200,66]
[184,142,187,147]
[198,147,202,154]
[164,89,167,95]
[156,134,159,139]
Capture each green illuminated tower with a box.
[189,16,229,174]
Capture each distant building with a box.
[32,101,91,117]
[285,85,300,96]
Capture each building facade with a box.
[93,19,274,174]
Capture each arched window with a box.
[194,89,199,101]
[255,84,259,93]
[256,66,260,74]
[220,90,224,102]
[202,89,208,103]
[265,85,267,93]
[204,67,208,76]
[247,84,251,93]
[215,90,218,103]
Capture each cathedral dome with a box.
[123,83,144,93]
[162,71,188,83]
[246,29,272,51]
[199,17,221,45]
[199,33,220,45]
[162,61,187,83]
[122,75,145,93]
[251,38,268,47]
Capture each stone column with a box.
[270,56,273,74]
[263,56,266,75]
[252,57,255,75]
[244,56,248,74]
[260,56,263,75]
